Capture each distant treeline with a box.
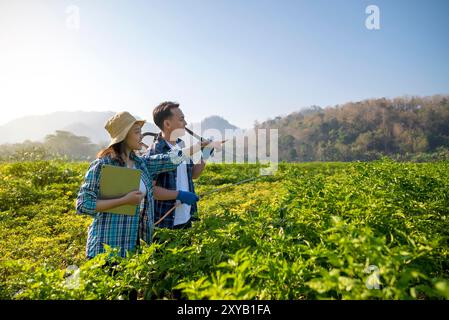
[0,131,104,162]
[256,95,449,162]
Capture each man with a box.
[147,101,220,229]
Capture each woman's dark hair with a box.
[153,101,179,130]
[97,141,126,166]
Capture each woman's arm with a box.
[76,160,145,215]
[141,141,209,176]
[76,159,102,216]
[95,191,144,212]
[182,141,206,157]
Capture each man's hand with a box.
[176,191,200,205]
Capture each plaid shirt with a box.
[76,148,187,258]
[147,134,197,229]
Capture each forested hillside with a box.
[257,95,449,161]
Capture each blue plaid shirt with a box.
[76,148,188,258]
[147,134,198,229]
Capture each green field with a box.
[0,159,448,299]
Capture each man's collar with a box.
[157,132,183,149]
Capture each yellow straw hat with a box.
[104,111,146,147]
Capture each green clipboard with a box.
[99,165,141,215]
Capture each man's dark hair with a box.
[153,101,180,130]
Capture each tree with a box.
[44,130,98,160]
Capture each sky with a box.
[1,0,448,128]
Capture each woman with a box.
[76,111,205,259]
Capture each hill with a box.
[0,112,237,145]
[0,111,116,144]
[257,95,449,161]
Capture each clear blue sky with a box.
[1,0,448,128]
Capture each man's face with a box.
[165,107,187,140]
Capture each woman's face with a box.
[125,123,143,150]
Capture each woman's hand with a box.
[183,140,226,157]
[121,191,145,205]
[96,190,144,212]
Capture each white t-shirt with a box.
[132,164,147,210]
[166,141,191,225]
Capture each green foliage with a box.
[0,159,448,300]
[0,161,90,299]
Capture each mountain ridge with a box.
[0,112,240,145]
